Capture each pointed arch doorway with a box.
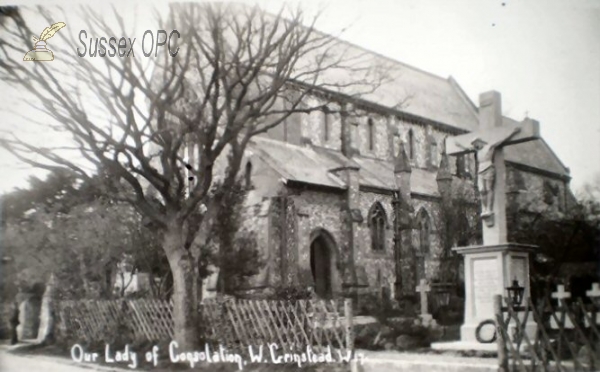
[310,229,338,299]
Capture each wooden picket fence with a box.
[495,283,600,372]
[57,299,174,343]
[57,297,353,354]
[202,298,352,353]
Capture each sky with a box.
[0,0,599,194]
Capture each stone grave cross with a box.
[552,284,571,301]
[415,279,435,326]
[585,283,600,327]
[552,285,571,301]
[586,283,600,298]
[446,91,540,245]
[550,284,573,329]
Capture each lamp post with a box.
[506,279,525,311]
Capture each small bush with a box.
[268,286,312,300]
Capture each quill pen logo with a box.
[23,22,66,61]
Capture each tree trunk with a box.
[164,221,200,350]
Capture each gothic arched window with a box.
[369,202,387,251]
[408,129,415,160]
[416,209,431,255]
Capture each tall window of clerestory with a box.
[408,129,415,160]
[430,139,438,168]
[322,107,330,143]
[368,118,375,151]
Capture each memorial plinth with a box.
[432,243,538,351]
[454,243,537,343]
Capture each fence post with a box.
[344,298,354,355]
[494,294,508,372]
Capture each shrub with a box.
[268,286,312,301]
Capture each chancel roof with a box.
[504,139,570,178]
[500,116,570,178]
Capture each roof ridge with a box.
[447,76,478,116]
[538,137,570,175]
[184,2,452,84]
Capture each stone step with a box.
[351,350,499,372]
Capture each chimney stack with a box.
[479,91,503,129]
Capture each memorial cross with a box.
[416,279,431,316]
[446,91,540,245]
[586,283,600,298]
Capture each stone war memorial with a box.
[433,91,539,351]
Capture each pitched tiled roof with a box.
[504,139,570,177]
[501,116,570,177]
[250,135,570,199]
[249,137,441,196]
[250,137,346,189]
[310,39,479,131]
[351,157,439,196]
[307,33,568,178]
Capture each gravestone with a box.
[415,279,436,327]
[584,283,600,328]
[550,285,574,329]
[432,91,538,350]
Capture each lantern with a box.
[506,279,525,310]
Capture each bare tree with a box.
[0,3,388,348]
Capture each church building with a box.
[205,39,573,303]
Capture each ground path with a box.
[0,343,502,372]
[353,350,499,372]
[0,351,125,372]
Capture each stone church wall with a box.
[411,197,443,280]
[355,191,396,295]
[507,165,569,215]
[246,91,571,301]
[291,189,346,290]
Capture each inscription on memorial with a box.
[472,258,500,318]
